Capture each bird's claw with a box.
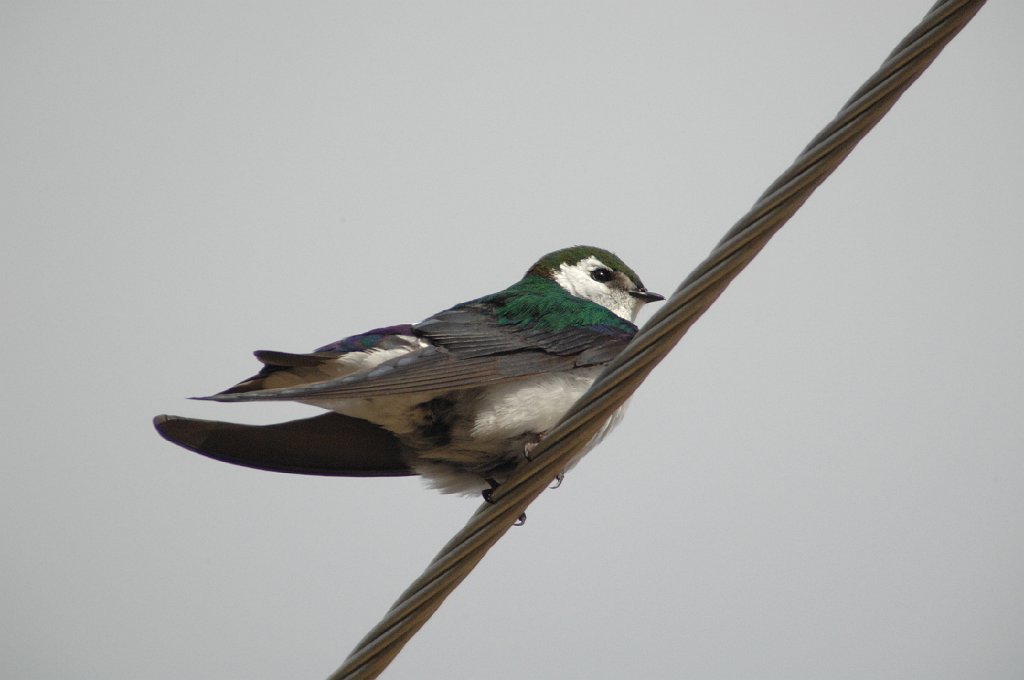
[482,478,501,504]
[550,472,565,489]
[481,477,524,524]
[523,433,546,461]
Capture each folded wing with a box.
[199,301,635,403]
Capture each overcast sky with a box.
[3,2,1022,679]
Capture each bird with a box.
[154,245,663,496]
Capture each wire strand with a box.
[328,2,987,676]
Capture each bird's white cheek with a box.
[552,264,637,321]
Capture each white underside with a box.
[301,351,625,493]
[470,368,602,441]
[286,324,633,494]
[414,397,631,495]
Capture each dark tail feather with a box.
[153,413,415,477]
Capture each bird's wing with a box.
[153,413,414,476]
[200,298,636,402]
[213,325,424,395]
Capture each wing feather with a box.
[202,282,636,402]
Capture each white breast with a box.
[470,368,603,441]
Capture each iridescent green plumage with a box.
[476,275,638,333]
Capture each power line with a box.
[329,1,988,677]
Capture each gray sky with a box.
[3,2,1022,679]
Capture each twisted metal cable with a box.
[329,1,986,676]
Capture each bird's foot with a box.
[482,478,527,526]
[550,472,565,490]
[523,433,547,461]
[482,478,500,504]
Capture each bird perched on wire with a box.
[154,245,663,495]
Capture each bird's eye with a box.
[590,267,614,283]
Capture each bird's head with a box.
[527,245,664,322]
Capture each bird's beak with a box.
[629,289,665,303]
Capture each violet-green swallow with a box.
[154,245,663,495]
